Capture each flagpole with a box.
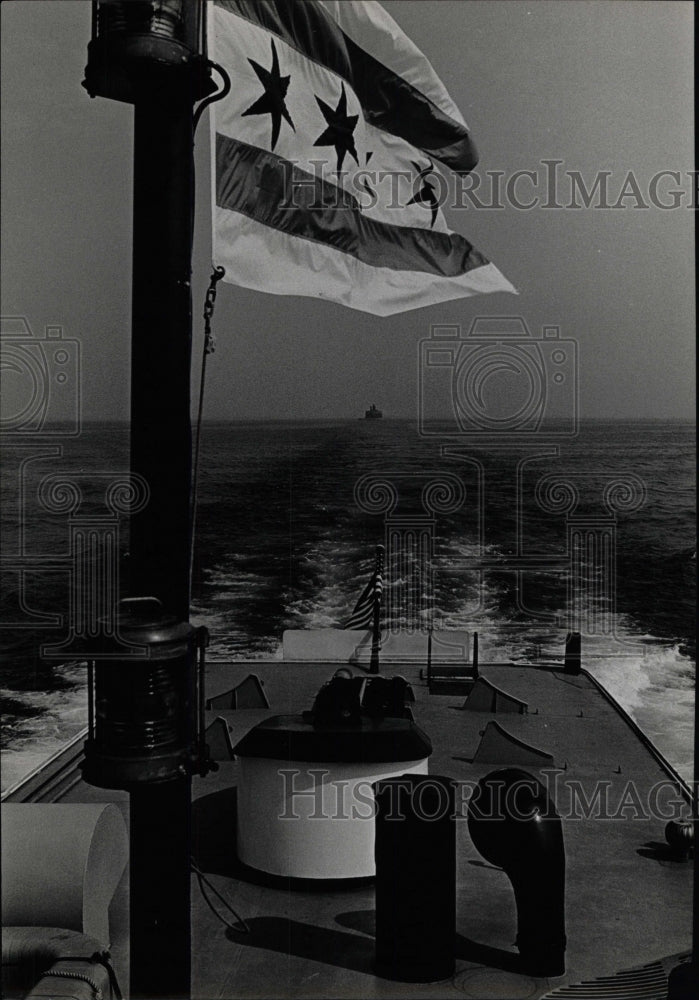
[370,599,381,675]
[369,544,384,675]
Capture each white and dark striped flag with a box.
[345,545,384,629]
[210,0,516,316]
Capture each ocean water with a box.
[1,419,695,791]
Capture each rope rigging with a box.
[190,264,226,597]
[188,58,230,599]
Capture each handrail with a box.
[1,728,88,803]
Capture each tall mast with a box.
[82,4,215,997]
[129,93,194,620]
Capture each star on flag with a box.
[407,160,440,229]
[242,38,295,151]
[313,83,359,174]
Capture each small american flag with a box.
[345,545,384,629]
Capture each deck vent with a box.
[204,717,235,761]
[473,721,554,766]
[206,674,269,711]
[462,676,528,714]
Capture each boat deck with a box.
[59,659,692,999]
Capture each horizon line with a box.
[38,415,697,426]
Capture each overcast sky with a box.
[1,0,695,421]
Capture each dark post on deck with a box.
[82,4,215,997]
[564,631,581,675]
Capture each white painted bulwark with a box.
[236,756,429,878]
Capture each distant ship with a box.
[365,403,383,419]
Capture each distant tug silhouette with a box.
[365,403,383,419]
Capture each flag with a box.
[345,545,384,629]
[210,0,516,316]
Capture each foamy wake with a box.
[583,633,694,783]
[5,549,693,792]
[1,663,87,794]
[438,591,695,783]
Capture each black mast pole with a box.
[82,5,216,997]
[127,93,194,1000]
[129,97,194,622]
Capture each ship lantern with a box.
[82,598,213,789]
[83,0,216,104]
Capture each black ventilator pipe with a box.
[467,767,566,977]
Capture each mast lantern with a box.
[83,0,216,104]
[82,599,214,790]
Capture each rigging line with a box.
[187,62,230,601]
[191,858,251,934]
[190,265,226,599]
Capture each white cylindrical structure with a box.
[237,756,429,879]
[1,803,128,946]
